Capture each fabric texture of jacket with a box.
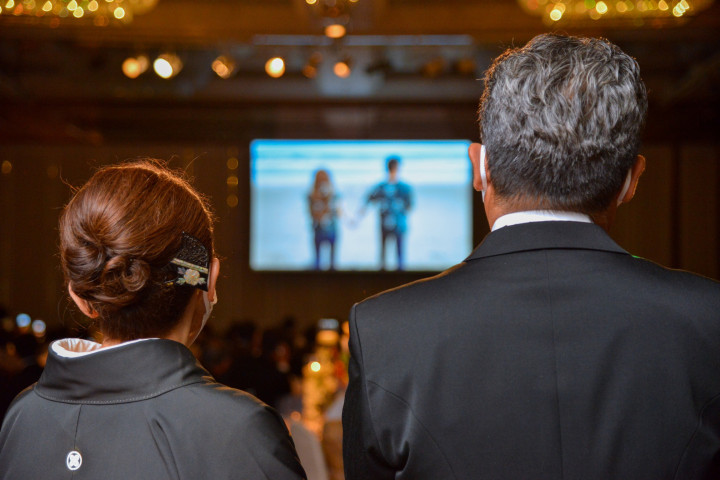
[342,220,720,480]
[0,338,306,480]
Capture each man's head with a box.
[386,156,400,180]
[387,157,400,173]
[476,34,648,215]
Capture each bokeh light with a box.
[153,53,182,79]
[333,60,351,78]
[16,313,31,329]
[31,319,47,337]
[212,55,236,79]
[265,57,285,78]
[122,55,149,79]
[324,24,346,39]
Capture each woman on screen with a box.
[0,161,306,479]
[308,169,341,270]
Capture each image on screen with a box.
[250,139,473,272]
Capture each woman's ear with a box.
[182,258,221,347]
[68,283,99,318]
[207,257,220,303]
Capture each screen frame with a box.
[248,138,476,274]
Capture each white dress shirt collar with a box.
[492,210,592,232]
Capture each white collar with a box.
[51,338,157,358]
[492,210,592,232]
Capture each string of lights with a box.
[518,0,712,22]
[0,0,157,24]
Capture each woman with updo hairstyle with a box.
[0,161,306,480]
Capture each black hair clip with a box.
[167,232,209,291]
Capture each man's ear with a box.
[619,154,646,205]
[68,283,99,318]
[469,143,486,192]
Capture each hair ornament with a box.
[167,232,209,291]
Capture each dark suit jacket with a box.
[342,221,720,480]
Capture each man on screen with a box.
[342,34,720,479]
[358,156,413,271]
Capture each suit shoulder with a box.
[355,261,469,320]
[613,256,720,320]
[631,256,720,292]
[365,261,465,298]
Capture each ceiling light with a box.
[324,23,346,39]
[212,55,236,79]
[122,55,149,79]
[265,57,286,78]
[518,0,711,22]
[0,0,157,23]
[153,53,182,79]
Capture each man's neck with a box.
[484,189,615,233]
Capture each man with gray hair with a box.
[343,34,720,479]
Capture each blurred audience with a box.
[0,308,75,418]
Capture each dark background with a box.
[1,0,718,332]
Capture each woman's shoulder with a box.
[164,381,302,471]
[200,379,264,402]
[140,379,290,450]
[180,380,282,423]
[2,383,39,426]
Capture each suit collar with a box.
[467,221,628,261]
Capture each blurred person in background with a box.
[3,333,43,402]
[0,327,23,418]
[321,320,349,480]
[0,161,305,479]
[0,314,65,418]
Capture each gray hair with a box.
[478,34,648,213]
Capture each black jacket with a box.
[0,338,306,479]
[342,221,720,480]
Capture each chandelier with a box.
[518,0,713,23]
[305,0,360,39]
[0,0,158,24]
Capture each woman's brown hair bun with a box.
[60,160,214,342]
[98,255,151,307]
